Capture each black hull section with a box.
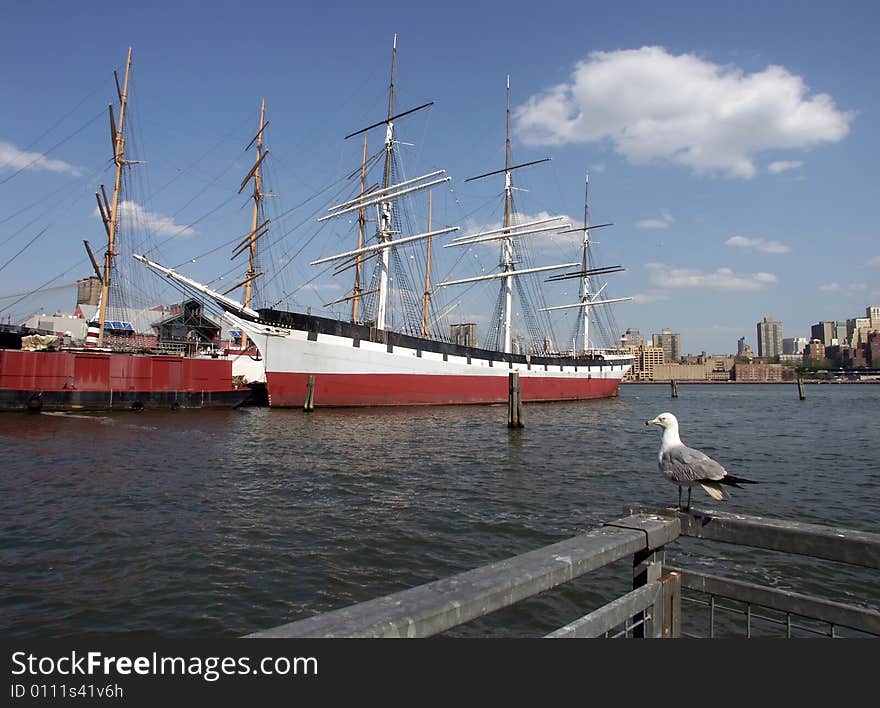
[0,388,252,412]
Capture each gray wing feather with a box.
[660,444,728,482]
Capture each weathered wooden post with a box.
[508,371,523,428]
[671,379,678,398]
[304,375,316,412]
[655,572,682,638]
[797,377,806,400]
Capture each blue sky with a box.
[1,0,877,354]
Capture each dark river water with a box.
[2,383,878,638]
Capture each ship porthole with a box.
[27,393,43,413]
[131,401,144,413]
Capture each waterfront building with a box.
[734,363,784,381]
[756,316,783,359]
[868,305,880,330]
[737,336,748,356]
[805,339,826,364]
[653,363,706,381]
[624,345,664,381]
[652,328,681,365]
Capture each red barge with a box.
[0,347,249,412]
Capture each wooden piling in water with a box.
[304,375,316,412]
[671,380,678,398]
[797,377,806,400]
[508,371,523,428]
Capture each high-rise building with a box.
[624,345,665,381]
[621,328,645,348]
[737,336,748,355]
[756,316,783,359]
[652,328,681,365]
[811,321,834,347]
[846,317,871,347]
[835,322,847,345]
[783,337,808,355]
[867,305,880,330]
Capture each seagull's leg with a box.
[686,487,692,512]
[678,486,682,511]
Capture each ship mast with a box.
[579,174,591,353]
[315,36,455,332]
[233,99,269,350]
[500,76,514,354]
[538,176,632,348]
[95,47,132,346]
[421,190,433,337]
[353,135,368,323]
[243,99,267,347]
[375,34,398,331]
[442,78,575,354]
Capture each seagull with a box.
[645,412,757,511]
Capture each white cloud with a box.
[868,256,880,268]
[725,235,791,253]
[819,282,841,291]
[848,283,866,291]
[514,47,853,179]
[104,201,195,238]
[0,141,80,176]
[637,210,674,230]
[300,282,343,293]
[632,292,670,303]
[646,263,777,291]
[767,160,803,174]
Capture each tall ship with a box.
[136,38,633,407]
[0,49,250,412]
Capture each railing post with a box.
[656,572,682,638]
[632,547,664,637]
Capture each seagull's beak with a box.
[646,417,660,426]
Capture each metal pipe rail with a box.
[246,513,680,638]
[672,566,880,637]
[624,504,880,637]
[624,504,880,568]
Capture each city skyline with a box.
[635,302,878,357]
[1,1,878,354]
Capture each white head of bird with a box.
[645,412,682,445]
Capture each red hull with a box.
[266,371,620,407]
[0,349,250,411]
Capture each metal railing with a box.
[625,504,880,638]
[244,505,879,639]
[245,513,682,638]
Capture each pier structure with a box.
[247,506,879,638]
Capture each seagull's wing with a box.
[660,444,728,482]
